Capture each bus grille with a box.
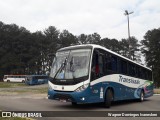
[54,94,75,102]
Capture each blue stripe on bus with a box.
[48,81,153,104]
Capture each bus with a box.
[3,75,26,83]
[48,44,153,107]
[25,75,49,85]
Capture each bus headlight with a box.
[75,84,89,92]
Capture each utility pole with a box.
[124,10,133,59]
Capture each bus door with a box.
[90,49,105,101]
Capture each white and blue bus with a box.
[25,75,49,85]
[48,44,153,107]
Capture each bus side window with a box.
[4,76,7,79]
[105,53,112,74]
[135,66,139,78]
[105,54,117,74]
[128,63,135,77]
[118,59,122,74]
[122,60,127,75]
[144,69,148,80]
[141,69,145,79]
[111,56,117,73]
[149,71,152,81]
[139,68,142,79]
[119,59,127,75]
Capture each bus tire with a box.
[104,89,113,108]
[7,80,10,82]
[139,90,144,102]
[72,102,77,106]
[22,80,25,83]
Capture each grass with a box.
[0,117,35,120]
[9,87,48,94]
[0,82,48,94]
[154,89,160,94]
[0,87,48,94]
[0,82,25,88]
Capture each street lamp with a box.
[124,10,133,59]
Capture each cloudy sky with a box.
[0,0,160,40]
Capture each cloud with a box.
[0,0,159,40]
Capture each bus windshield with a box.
[50,49,91,80]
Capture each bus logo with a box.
[2,112,11,117]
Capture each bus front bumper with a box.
[48,88,96,104]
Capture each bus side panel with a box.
[101,82,137,101]
[92,74,153,101]
[48,74,153,104]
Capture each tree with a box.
[119,38,129,57]
[100,37,111,49]
[129,37,141,62]
[100,38,121,54]
[59,30,77,47]
[87,33,101,44]
[43,26,60,73]
[118,37,141,62]
[141,28,160,87]
[77,34,88,44]
[0,23,33,75]
[110,38,121,54]
[31,31,45,74]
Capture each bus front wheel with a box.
[104,89,113,108]
[72,102,77,106]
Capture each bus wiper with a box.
[53,57,68,80]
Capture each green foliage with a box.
[100,37,141,63]
[0,21,159,88]
[59,30,77,47]
[0,21,141,79]
[141,28,160,87]
[0,82,25,88]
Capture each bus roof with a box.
[58,44,151,71]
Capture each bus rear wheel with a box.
[104,89,113,108]
[7,80,10,82]
[139,90,144,102]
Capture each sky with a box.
[0,0,160,40]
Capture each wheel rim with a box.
[141,92,144,101]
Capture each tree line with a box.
[0,21,159,87]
